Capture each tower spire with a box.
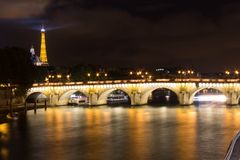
[40,25,48,66]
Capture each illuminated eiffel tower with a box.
[39,25,48,66]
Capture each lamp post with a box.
[66,75,70,81]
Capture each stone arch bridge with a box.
[27,78,240,106]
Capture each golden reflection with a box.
[223,108,240,150]
[102,110,111,123]
[45,108,71,160]
[175,108,197,160]
[53,109,64,141]
[0,123,9,160]
[127,108,150,160]
[65,111,73,123]
[0,123,9,136]
[94,109,101,124]
[46,109,54,125]
[84,108,110,160]
[85,108,94,126]
[0,148,9,160]
[46,109,64,141]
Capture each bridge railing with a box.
[31,78,240,87]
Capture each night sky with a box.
[1,0,240,72]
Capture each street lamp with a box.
[225,70,230,75]
[66,75,70,81]
[235,70,239,75]
[57,74,62,79]
[45,77,49,82]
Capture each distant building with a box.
[30,46,41,66]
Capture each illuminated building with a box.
[30,46,41,66]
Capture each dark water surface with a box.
[0,105,240,160]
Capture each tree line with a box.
[0,47,37,116]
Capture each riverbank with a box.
[0,104,49,118]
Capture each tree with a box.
[0,47,37,116]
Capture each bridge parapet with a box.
[32,78,240,87]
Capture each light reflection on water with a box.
[0,105,240,160]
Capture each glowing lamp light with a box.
[225,70,230,75]
[57,74,62,78]
[41,27,46,32]
[235,70,239,75]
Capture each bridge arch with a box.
[58,89,89,105]
[26,92,48,103]
[140,87,179,105]
[97,88,131,105]
[189,87,227,104]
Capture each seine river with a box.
[0,105,240,160]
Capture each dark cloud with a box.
[1,0,240,71]
[0,0,50,19]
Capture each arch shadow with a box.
[140,87,179,105]
[26,92,48,103]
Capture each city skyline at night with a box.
[1,0,240,72]
[2,1,240,160]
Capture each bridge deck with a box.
[32,78,240,87]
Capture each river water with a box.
[0,105,240,160]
